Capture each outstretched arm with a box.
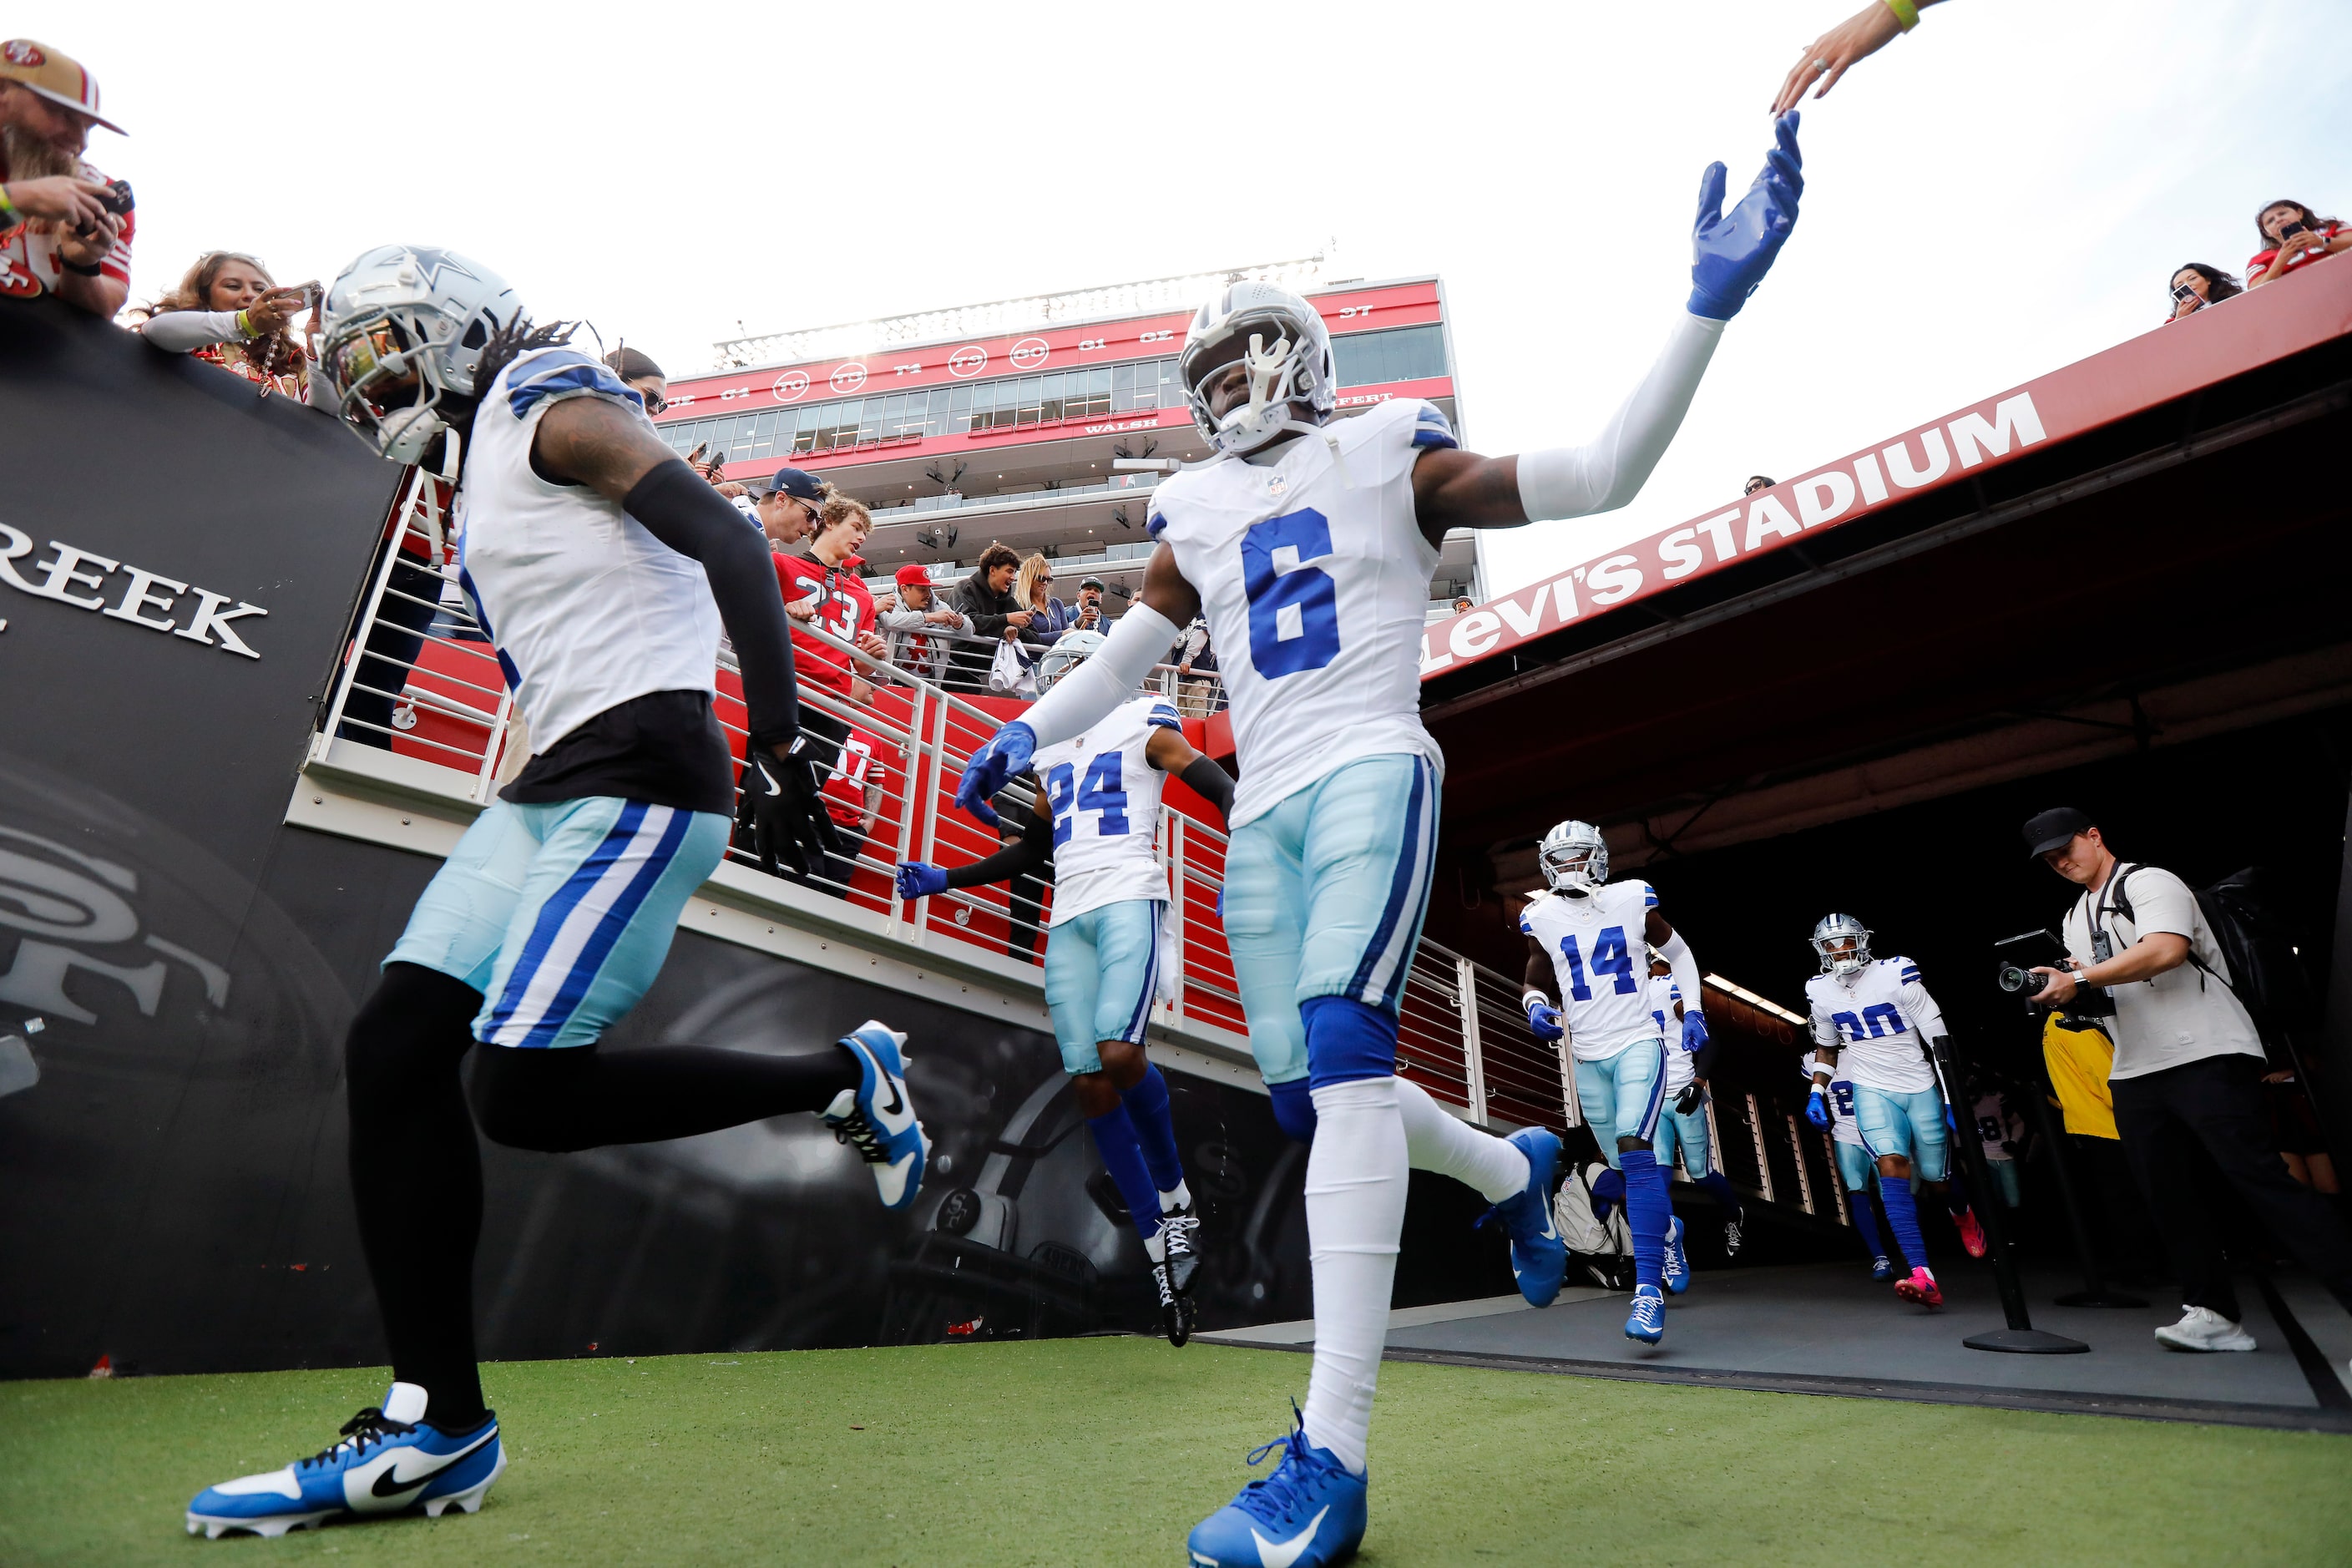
[1771,1,1945,116]
[1414,114,1803,540]
[1145,723,1236,825]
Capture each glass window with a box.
[1333,324,1445,388]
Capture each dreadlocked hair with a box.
[432,316,575,476]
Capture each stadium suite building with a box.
[650,257,1485,617]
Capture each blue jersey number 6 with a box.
[1242,508,1340,678]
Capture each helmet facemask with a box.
[1034,629,1109,695]
[1179,285,1336,458]
[1537,821,1610,898]
[1810,914,1873,976]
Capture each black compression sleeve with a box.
[1689,1035,1721,1082]
[622,458,799,750]
[943,802,1055,888]
[1177,753,1236,824]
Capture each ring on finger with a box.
[1813,57,1829,73]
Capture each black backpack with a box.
[2104,864,2316,1045]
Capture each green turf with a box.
[5,1338,2347,1565]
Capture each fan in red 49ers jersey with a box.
[771,497,886,697]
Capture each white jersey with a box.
[458,346,721,751]
[1805,956,1946,1095]
[1651,975,1694,1093]
[1148,398,1452,827]
[1521,879,1662,1062]
[1030,695,1181,926]
[1801,1052,1868,1148]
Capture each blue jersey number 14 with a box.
[1242,508,1340,678]
[1558,926,1637,1002]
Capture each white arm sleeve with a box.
[1019,601,1181,749]
[1656,926,1704,1022]
[1907,979,1948,1041]
[1515,311,1724,521]
[135,309,250,353]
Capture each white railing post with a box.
[1786,1114,1817,1216]
[1166,812,1186,1025]
[1454,956,1486,1122]
[910,688,950,949]
[1745,1093,1777,1203]
[1704,1091,1725,1175]
[885,684,927,943]
[314,468,426,762]
[1823,1132,1849,1223]
[470,684,517,803]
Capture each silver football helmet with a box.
[1811,913,1872,976]
[1034,628,1107,695]
[318,244,525,464]
[1177,281,1337,458]
[1538,820,1609,898]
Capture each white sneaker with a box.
[2153,1305,2256,1353]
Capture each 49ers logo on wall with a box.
[3,40,46,67]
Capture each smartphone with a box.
[2279,220,2310,241]
[277,280,322,307]
[2171,282,2199,306]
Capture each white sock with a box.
[1299,1075,1407,1476]
[1396,1076,1529,1204]
[1161,1180,1192,1212]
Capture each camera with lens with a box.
[1995,959,2115,1017]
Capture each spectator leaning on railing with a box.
[2023,807,2352,1354]
[1174,615,1221,718]
[2164,262,2241,324]
[948,542,1031,692]
[877,564,974,685]
[1743,473,1776,496]
[2247,199,2348,290]
[134,251,312,397]
[759,465,828,549]
[0,38,130,319]
[1071,574,1108,631]
[1017,553,1072,642]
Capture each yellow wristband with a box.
[0,186,17,222]
[1883,0,1920,29]
[235,309,255,338]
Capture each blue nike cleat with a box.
[1476,1126,1566,1308]
[186,1382,503,1539]
[1662,1214,1691,1296]
[824,1020,929,1210]
[1625,1284,1666,1344]
[1186,1408,1367,1568]
[1870,1255,1895,1282]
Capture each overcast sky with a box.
[53,1,2351,592]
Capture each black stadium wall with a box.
[0,305,1506,1380]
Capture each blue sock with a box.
[1297,994,1399,1088]
[1845,1188,1889,1261]
[1086,1105,1164,1244]
[1268,1078,1318,1145]
[1120,1065,1185,1195]
[1695,1170,1743,1220]
[1940,1170,1971,1216]
[1877,1174,1929,1272]
[1591,1166,1626,1226]
[1621,1149,1668,1292]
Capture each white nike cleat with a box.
[825,1021,930,1209]
[186,1383,504,1538]
[2154,1305,2256,1353]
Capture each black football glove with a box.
[1674,1081,1704,1117]
[746,735,842,881]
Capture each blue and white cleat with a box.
[1186,1409,1367,1568]
[1625,1284,1666,1344]
[186,1382,503,1539]
[824,1020,930,1210]
[1477,1126,1566,1308]
[1870,1254,1895,1282]
[1662,1214,1691,1296]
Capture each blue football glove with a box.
[1681,1009,1710,1055]
[954,720,1036,825]
[1688,110,1803,320]
[1944,1099,1960,1135]
[1525,995,1565,1042]
[1214,886,1226,924]
[894,861,948,900]
[1805,1085,1832,1130]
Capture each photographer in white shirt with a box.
[2024,807,2352,1356]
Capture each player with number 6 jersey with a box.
[952,114,1808,1568]
[898,635,1238,1344]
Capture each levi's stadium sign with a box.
[1420,265,2352,678]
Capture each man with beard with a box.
[0,40,130,318]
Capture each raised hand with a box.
[1689,112,1803,321]
[954,721,1035,824]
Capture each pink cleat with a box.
[1894,1267,1943,1308]
[1955,1208,1988,1259]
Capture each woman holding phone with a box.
[2247,200,2349,290]
[134,250,313,397]
[2163,263,2241,323]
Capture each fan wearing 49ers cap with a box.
[0,38,132,318]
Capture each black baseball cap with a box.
[2022,807,2095,858]
[767,467,825,503]
[1079,575,1106,591]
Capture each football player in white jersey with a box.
[1801,1050,1902,1280]
[896,630,1238,1345]
[1521,822,1713,1343]
[1802,913,1985,1308]
[188,246,928,1540]
[956,114,1806,1567]
[1645,952,1747,1258]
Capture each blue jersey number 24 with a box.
[1242,508,1340,678]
